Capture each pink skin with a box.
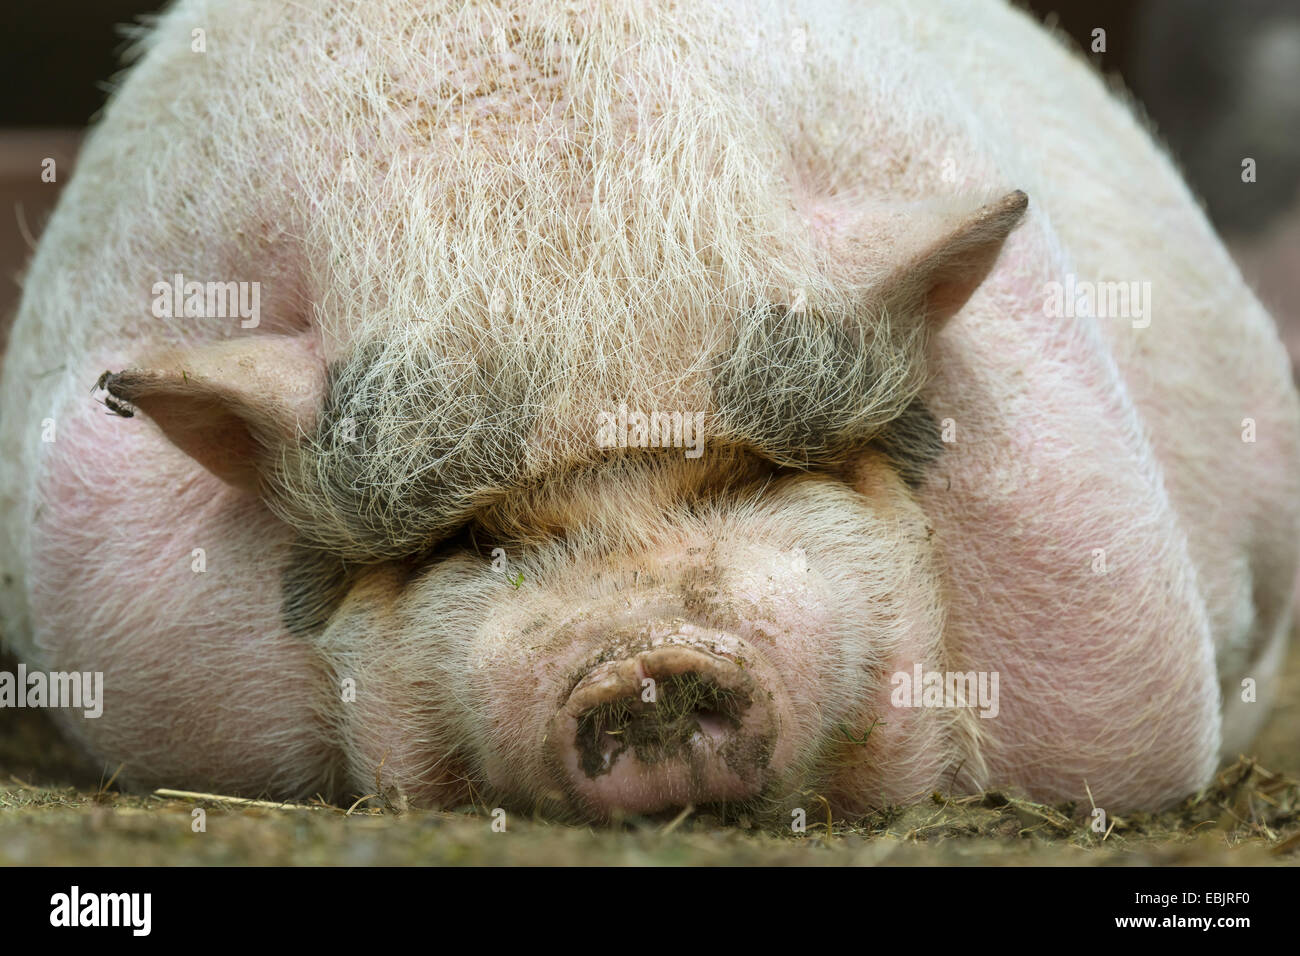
[28,353,335,795]
[915,218,1223,808]
[27,212,1244,818]
[29,210,1229,820]
[31,372,477,805]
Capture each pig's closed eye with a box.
[445,519,502,565]
[280,519,495,637]
[399,519,486,577]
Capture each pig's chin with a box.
[543,625,797,818]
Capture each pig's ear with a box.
[872,190,1028,327]
[96,334,326,493]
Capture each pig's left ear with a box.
[871,189,1028,327]
[96,334,326,493]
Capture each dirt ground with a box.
[2,631,1298,866]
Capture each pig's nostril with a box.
[693,708,730,740]
[574,698,635,777]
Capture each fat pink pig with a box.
[1,0,1296,822]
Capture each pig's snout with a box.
[547,641,789,816]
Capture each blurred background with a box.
[1,0,1299,354]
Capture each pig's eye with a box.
[413,518,486,565]
[866,397,945,489]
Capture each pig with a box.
[1,0,1296,823]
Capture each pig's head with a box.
[96,184,1025,821]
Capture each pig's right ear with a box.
[853,190,1029,329]
[95,335,326,493]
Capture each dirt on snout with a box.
[575,672,757,778]
[2,633,1299,866]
